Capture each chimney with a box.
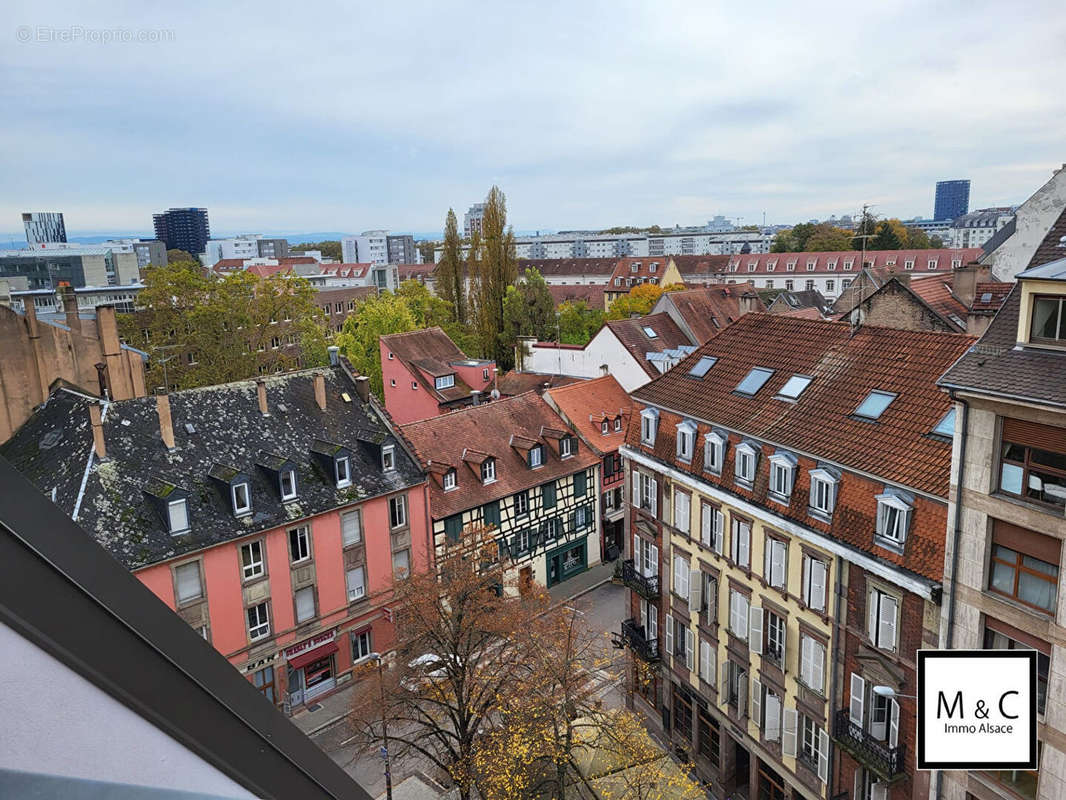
[88,403,106,460]
[156,392,175,449]
[256,378,269,416]
[314,373,327,411]
[61,284,80,334]
[328,345,340,366]
[471,390,480,406]
[951,263,990,308]
[738,291,759,315]
[354,376,370,403]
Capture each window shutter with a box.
[749,606,763,655]
[685,627,694,670]
[771,540,786,587]
[665,613,674,663]
[544,482,556,509]
[800,636,813,687]
[701,504,712,547]
[739,527,750,566]
[730,524,738,563]
[879,595,898,650]
[700,640,714,684]
[738,673,748,717]
[782,709,798,757]
[639,598,648,631]
[714,510,724,554]
[632,471,640,507]
[889,699,900,748]
[876,501,886,537]
[872,784,888,800]
[689,569,701,613]
[850,673,865,726]
[764,540,772,581]
[813,641,825,691]
[648,605,657,639]
[649,477,658,516]
[720,663,730,704]
[765,694,782,742]
[633,534,641,571]
[817,728,830,783]
[650,544,659,580]
[751,678,762,728]
[810,560,826,612]
[574,470,586,497]
[802,557,810,604]
[868,592,879,642]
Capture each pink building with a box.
[2,358,431,713]
[380,326,496,424]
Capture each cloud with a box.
[2,0,1064,236]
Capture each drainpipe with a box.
[828,553,845,797]
[936,392,969,800]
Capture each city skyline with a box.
[4,1,1063,234]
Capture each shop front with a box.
[284,629,338,708]
[546,539,588,587]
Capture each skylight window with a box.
[980,292,993,304]
[642,326,658,339]
[932,408,956,437]
[688,355,718,378]
[734,367,774,396]
[776,374,813,400]
[854,390,897,420]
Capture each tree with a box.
[869,220,903,250]
[417,239,439,265]
[335,291,416,399]
[502,268,557,346]
[850,211,878,250]
[397,279,451,328]
[291,240,342,261]
[804,225,852,252]
[930,234,945,248]
[770,231,796,252]
[904,226,930,249]
[117,262,327,392]
[606,283,683,320]
[166,248,198,265]
[437,209,467,324]
[469,186,518,368]
[557,300,605,346]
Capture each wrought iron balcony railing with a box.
[621,618,660,663]
[621,559,660,599]
[833,709,906,779]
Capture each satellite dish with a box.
[490,389,501,400]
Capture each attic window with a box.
[443,468,457,491]
[931,408,956,438]
[614,417,622,432]
[527,444,544,467]
[601,420,609,435]
[336,455,352,488]
[642,326,658,339]
[688,355,718,378]
[650,263,658,272]
[481,458,497,484]
[735,367,774,396]
[854,390,896,421]
[382,444,395,471]
[231,483,252,517]
[776,374,813,401]
[980,291,993,304]
[631,263,639,273]
[280,468,297,501]
[168,499,190,534]
[560,437,575,458]
[435,374,455,390]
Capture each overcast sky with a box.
[3,0,1064,238]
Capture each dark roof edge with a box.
[937,381,1066,411]
[0,456,372,800]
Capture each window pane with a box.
[1022,555,1058,577]
[1000,463,1024,495]
[1018,572,1056,610]
[295,587,315,622]
[990,562,1016,595]
[1031,297,1060,340]
[175,562,201,603]
[342,510,361,546]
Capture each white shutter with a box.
[738,673,748,717]
[810,560,827,612]
[341,510,361,546]
[700,640,714,684]
[800,636,811,686]
[868,591,879,642]
[649,477,658,516]
[764,540,772,582]
[876,500,886,537]
[813,641,825,691]
[713,509,724,554]
[701,504,712,547]
[685,627,694,670]
[649,543,659,581]
[782,709,798,757]
[749,606,764,655]
[771,540,786,587]
[639,598,648,631]
[879,595,898,650]
[648,605,658,640]
[802,557,811,605]
[765,693,782,742]
[295,586,315,623]
[751,678,762,728]
[633,534,641,571]
[817,728,830,783]
[889,698,900,748]
[739,525,750,566]
[665,613,674,662]
[689,569,701,613]
[720,663,730,704]
[632,470,641,507]
[872,784,888,800]
[850,673,865,727]
[346,566,365,600]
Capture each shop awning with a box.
[287,641,338,670]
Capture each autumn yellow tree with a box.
[606,283,685,320]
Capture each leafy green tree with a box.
[437,209,467,324]
[930,234,945,248]
[469,186,517,368]
[850,211,879,250]
[335,292,416,400]
[870,220,904,250]
[416,239,439,265]
[166,248,198,265]
[770,231,796,252]
[397,279,451,328]
[502,268,557,347]
[118,263,327,392]
[904,226,930,249]
[291,241,342,261]
[805,225,853,251]
[557,300,605,345]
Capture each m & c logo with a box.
[918,650,1038,770]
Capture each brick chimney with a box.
[951,263,991,308]
[738,290,759,315]
[88,403,106,460]
[314,373,327,411]
[354,376,370,403]
[156,392,175,449]
[61,284,80,334]
[256,379,269,416]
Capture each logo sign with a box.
[918,650,1037,770]
[283,629,336,661]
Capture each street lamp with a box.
[873,685,917,700]
[368,652,394,800]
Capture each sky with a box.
[3,0,1065,239]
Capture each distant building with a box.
[94,238,166,269]
[21,211,66,245]
[949,208,1014,249]
[706,216,735,233]
[386,234,419,265]
[903,218,952,239]
[464,203,486,239]
[934,179,971,221]
[0,245,141,289]
[603,257,685,310]
[153,207,210,255]
[202,235,290,265]
[341,231,389,265]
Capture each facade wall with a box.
[380,344,444,425]
[524,330,650,392]
[982,165,1066,279]
[848,282,957,333]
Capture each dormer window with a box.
[530,445,545,467]
[601,420,609,435]
[561,437,576,459]
[1030,296,1066,345]
[481,458,496,484]
[443,468,457,491]
[809,469,839,516]
[168,498,190,534]
[435,374,455,390]
[676,420,697,462]
[382,444,395,471]
[613,417,622,432]
[735,442,758,485]
[875,492,912,549]
[768,453,797,501]
[704,431,726,475]
[640,408,659,445]
[280,468,297,501]
[336,455,351,487]
[232,482,252,517]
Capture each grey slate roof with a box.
[938,285,1066,409]
[0,366,425,570]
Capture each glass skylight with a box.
[932,407,956,437]
[734,367,774,396]
[776,374,813,400]
[688,355,718,378]
[854,390,897,420]
[642,326,658,339]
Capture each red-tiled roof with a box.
[671,255,733,277]
[659,284,763,344]
[777,306,824,320]
[548,284,606,308]
[401,392,599,518]
[605,313,692,377]
[497,370,584,396]
[721,249,982,277]
[547,375,632,455]
[608,257,680,289]
[518,258,619,277]
[906,275,969,326]
[211,256,318,274]
[381,327,486,404]
[970,281,1013,313]
[398,263,436,281]
[319,262,372,279]
[630,313,975,499]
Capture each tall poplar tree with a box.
[470,186,517,367]
[437,208,466,324]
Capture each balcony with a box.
[621,559,660,600]
[621,618,659,663]
[833,709,906,780]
